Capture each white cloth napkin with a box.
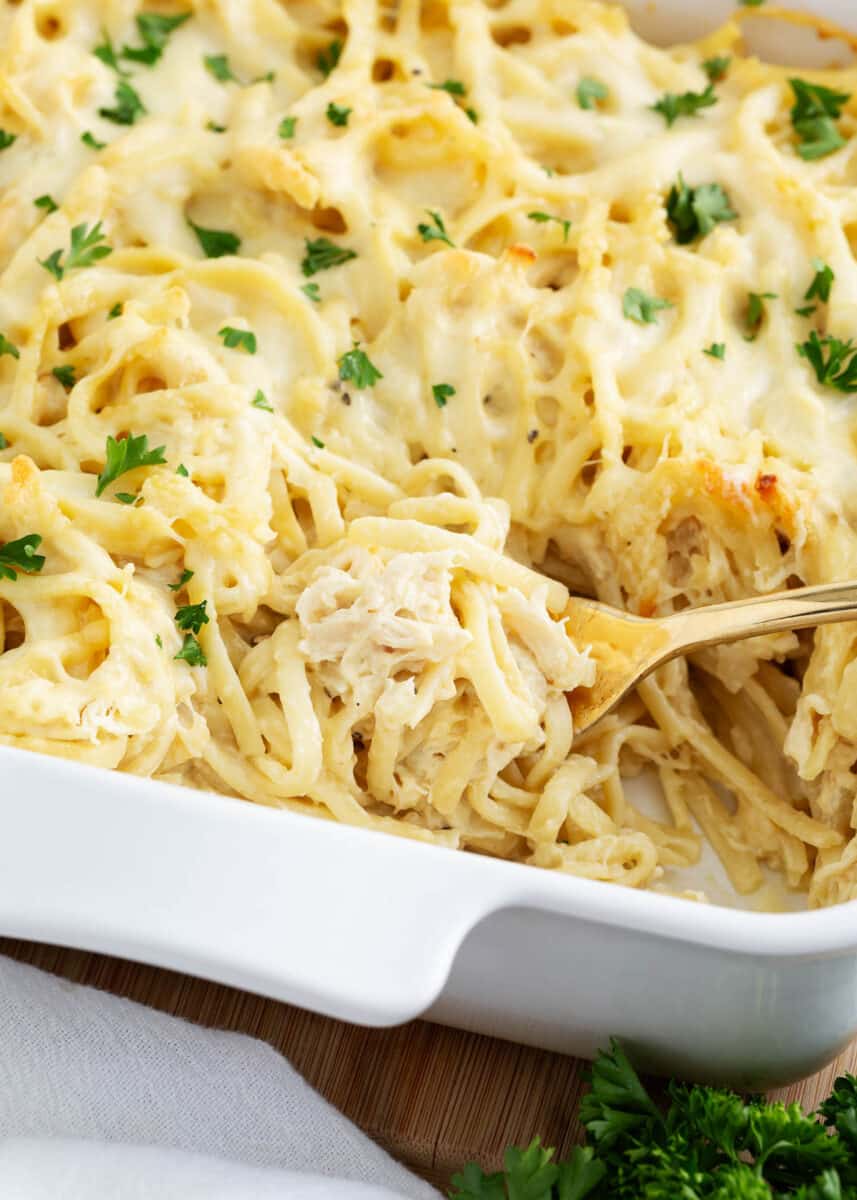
[0,955,440,1199]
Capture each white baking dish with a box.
[3,0,857,1090]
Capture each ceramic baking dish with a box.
[3,0,857,1091]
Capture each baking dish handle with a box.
[0,749,512,1026]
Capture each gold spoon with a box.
[566,580,857,735]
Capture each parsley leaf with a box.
[204,54,237,83]
[301,236,357,276]
[527,212,571,241]
[279,116,297,139]
[301,282,321,302]
[218,326,256,353]
[577,77,608,110]
[251,389,273,411]
[107,302,122,319]
[0,129,17,152]
[168,568,194,592]
[39,221,113,280]
[704,342,726,359]
[432,382,455,408]
[504,1139,559,1200]
[122,12,190,67]
[622,287,674,325]
[311,434,325,448]
[0,534,45,581]
[806,257,834,304]
[81,131,107,151]
[95,432,167,497]
[34,194,58,214]
[176,462,189,477]
[94,32,129,75]
[428,79,466,96]
[317,39,342,78]
[99,79,146,125]
[52,365,76,390]
[338,343,382,389]
[174,633,207,666]
[188,219,241,258]
[114,492,138,505]
[702,55,731,83]
[0,334,20,360]
[666,173,737,243]
[206,120,226,133]
[175,600,209,634]
[326,101,351,127]
[155,633,163,648]
[798,331,857,392]
[653,83,716,126]
[0,434,6,449]
[789,78,851,160]
[740,0,765,5]
[417,210,454,247]
[744,291,777,340]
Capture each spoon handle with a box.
[663,580,857,658]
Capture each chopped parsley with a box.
[702,55,731,83]
[251,389,273,411]
[154,634,163,648]
[317,39,343,78]
[188,219,241,258]
[204,54,237,83]
[798,331,857,392]
[176,463,189,477]
[0,130,17,152]
[428,79,466,96]
[805,257,834,304]
[301,236,357,276]
[81,131,107,151]
[174,633,207,666]
[311,435,325,448]
[94,32,128,75]
[744,291,777,340]
[326,102,351,127]
[95,432,167,497]
[99,79,146,125]
[740,0,765,5]
[0,434,7,449]
[206,121,226,133]
[666,174,737,243]
[622,287,674,325]
[52,365,76,390]
[0,534,45,581]
[34,194,58,214]
[527,212,571,242]
[789,78,851,160]
[338,343,382,389]
[577,77,608,110]
[417,210,454,247]
[218,326,257,353]
[301,282,321,302]
[464,107,478,124]
[0,334,19,360]
[39,221,113,281]
[114,492,138,505]
[122,12,190,67]
[175,600,209,634]
[703,342,726,359]
[107,302,122,319]
[169,569,194,592]
[795,303,817,317]
[432,383,455,408]
[652,83,716,126]
[279,116,297,139]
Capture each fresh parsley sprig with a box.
[301,237,357,276]
[744,291,777,341]
[622,287,674,325]
[789,78,851,160]
[123,13,190,67]
[0,130,17,151]
[805,258,834,305]
[702,55,731,83]
[98,79,146,125]
[218,326,257,353]
[577,77,608,110]
[338,343,382,389]
[188,219,241,258]
[0,534,45,581]
[0,334,19,360]
[527,212,571,242]
[417,210,454,247]
[326,102,351,127]
[39,222,113,281]
[798,331,857,393]
[317,39,342,78]
[666,174,736,243]
[653,83,716,126]
[432,383,455,408]
[174,633,207,666]
[95,433,166,497]
[52,365,76,390]
[175,600,209,635]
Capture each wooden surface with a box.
[2,938,856,1191]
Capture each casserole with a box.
[3,0,857,1089]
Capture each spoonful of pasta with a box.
[565,580,857,735]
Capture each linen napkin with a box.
[0,955,439,1199]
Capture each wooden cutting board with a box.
[1,937,854,1191]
